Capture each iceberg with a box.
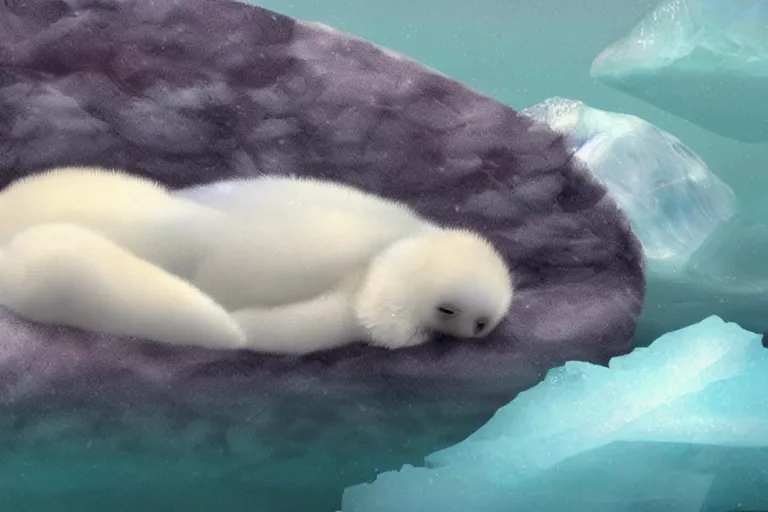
[520,97,736,266]
[342,316,768,512]
[590,0,768,142]
[520,97,768,338]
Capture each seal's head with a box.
[354,228,513,349]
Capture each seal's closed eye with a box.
[437,306,456,316]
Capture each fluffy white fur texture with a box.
[0,222,246,348]
[0,167,514,354]
[0,167,227,278]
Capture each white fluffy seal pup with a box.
[0,167,514,354]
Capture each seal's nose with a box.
[473,318,488,336]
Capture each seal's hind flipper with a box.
[0,223,245,350]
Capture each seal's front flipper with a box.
[231,291,364,355]
[0,223,246,350]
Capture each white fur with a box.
[224,227,514,354]
[231,275,365,355]
[185,177,514,353]
[354,229,514,349]
[188,177,437,309]
[0,167,514,355]
[0,223,246,348]
[0,166,227,278]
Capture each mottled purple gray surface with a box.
[0,0,645,510]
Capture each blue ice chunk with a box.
[342,316,768,512]
[521,97,735,267]
[591,0,768,143]
[621,340,768,447]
